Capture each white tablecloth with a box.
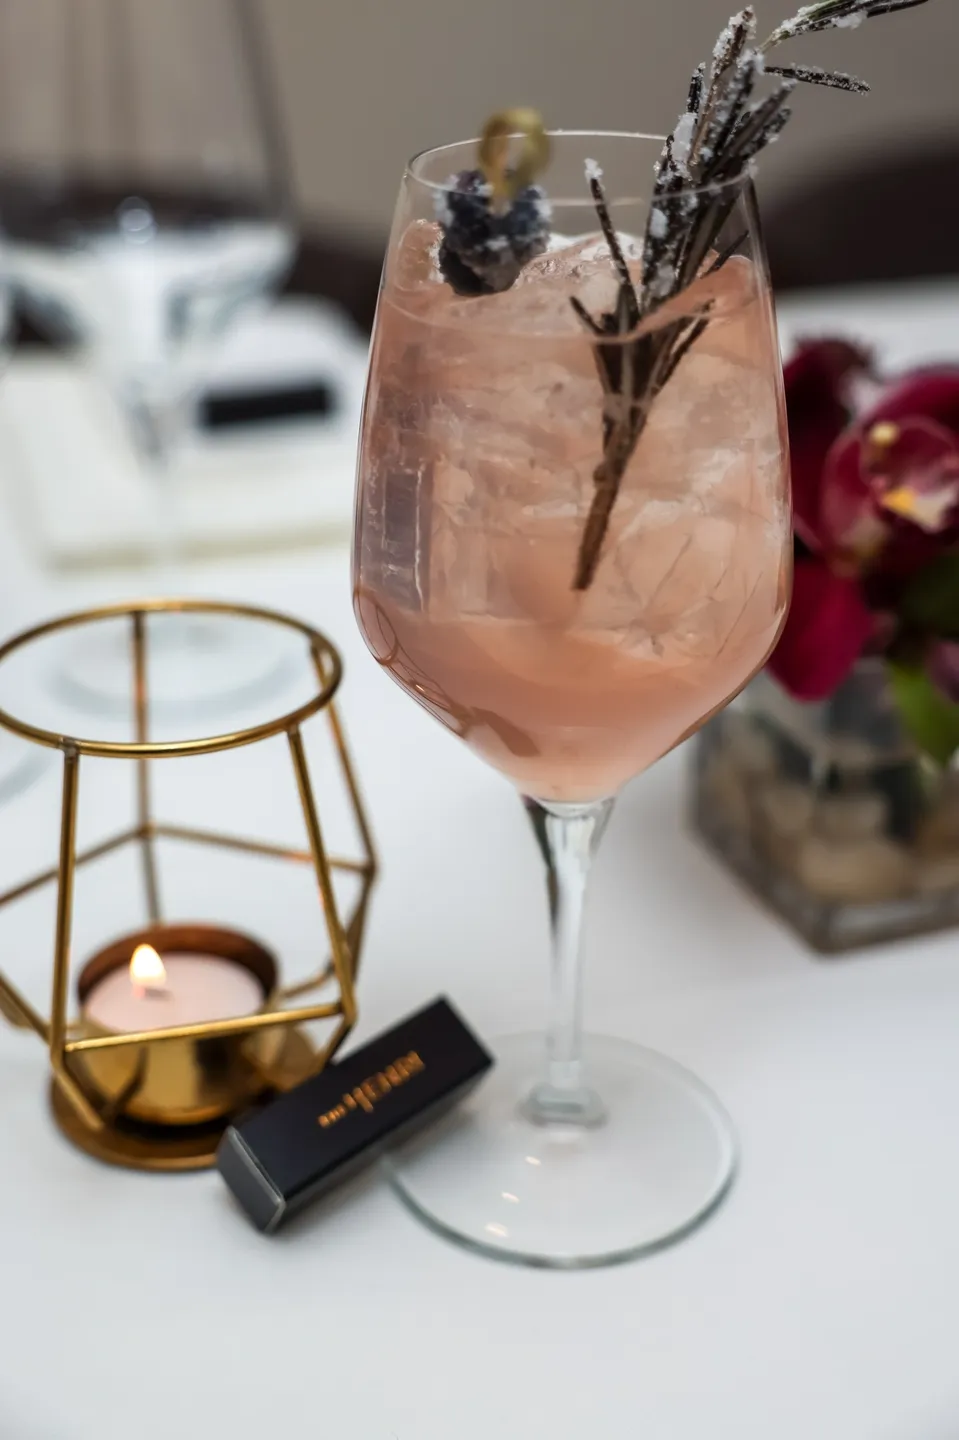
[1,282,958,1440]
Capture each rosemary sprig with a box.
[572,0,932,591]
[764,0,932,46]
[764,62,870,92]
[570,176,713,590]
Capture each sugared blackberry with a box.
[435,168,551,296]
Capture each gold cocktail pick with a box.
[478,108,550,210]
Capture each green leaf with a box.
[887,660,959,767]
[899,555,959,639]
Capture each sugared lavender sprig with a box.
[763,63,869,93]
[765,0,932,45]
[572,0,932,590]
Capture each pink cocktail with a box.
[357,230,788,801]
[353,131,791,1267]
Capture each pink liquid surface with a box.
[354,227,791,802]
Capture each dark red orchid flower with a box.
[820,416,959,572]
[770,344,959,704]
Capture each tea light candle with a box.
[84,942,264,1033]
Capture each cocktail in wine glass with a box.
[353,126,791,1267]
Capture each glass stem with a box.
[522,796,614,1128]
[127,386,191,591]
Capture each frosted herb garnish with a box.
[572,0,932,589]
[431,5,932,589]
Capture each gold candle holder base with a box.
[50,1029,317,1173]
[0,600,377,1173]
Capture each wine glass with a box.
[353,131,791,1267]
[0,0,297,716]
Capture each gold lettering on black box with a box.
[318,1051,425,1128]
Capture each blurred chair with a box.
[766,145,959,291]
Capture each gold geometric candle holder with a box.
[0,600,376,1173]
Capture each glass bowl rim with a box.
[406,130,755,206]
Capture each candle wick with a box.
[132,984,172,1001]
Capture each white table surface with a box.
[1,282,959,1440]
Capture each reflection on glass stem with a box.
[522,795,614,1128]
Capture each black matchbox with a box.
[216,997,493,1233]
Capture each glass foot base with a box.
[54,613,299,721]
[387,1033,737,1269]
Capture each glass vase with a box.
[693,660,959,952]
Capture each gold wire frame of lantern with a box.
[0,600,377,1172]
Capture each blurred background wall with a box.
[258,0,959,241]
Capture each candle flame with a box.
[130,943,167,988]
